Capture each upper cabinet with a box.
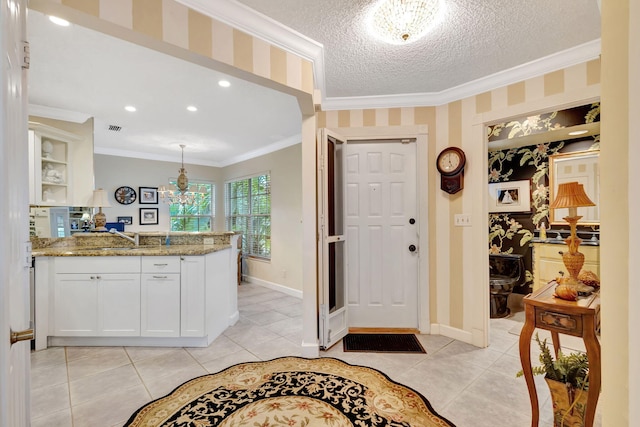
[28,118,95,207]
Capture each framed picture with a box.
[488,180,531,213]
[139,208,158,225]
[117,216,133,225]
[139,187,158,204]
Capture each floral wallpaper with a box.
[487,103,600,292]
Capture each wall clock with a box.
[114,186,137,205]
[436,147,466,194]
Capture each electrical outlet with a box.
[454,214,472,226]
[203,237,214,245]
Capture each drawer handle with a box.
[153,263,168,266]
[90,276,101,280]
[152,275,168,279]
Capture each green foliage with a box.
[517,333,589,390]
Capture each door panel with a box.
[1,1,30,425]
[318,129,348,349]
[346,141,418,328]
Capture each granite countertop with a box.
[32,244,232,257]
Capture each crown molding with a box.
[217,134,302,167]
[28,104,92,123]
[322,39,601,110]
[176,0,326,100]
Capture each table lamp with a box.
[549,182,595,294]
[89,188,111,231]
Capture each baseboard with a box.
[48,335,210,348]
[243,275,303,299]
[229,310,239,325]
[430,323,475,345]
[300,340,320,358]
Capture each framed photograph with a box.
[488,180,531,213]
[117,216,133,225]
[139,187,158,204]
[139,208,158,225]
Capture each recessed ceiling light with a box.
[568,130,589,136]
[187,105,198,112]
[218,80,231,88]
[124,105,137,112]
[48,16,70,27]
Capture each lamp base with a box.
[94,211,107,231]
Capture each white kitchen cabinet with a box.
[53,257,141,337]
[28,121,95,207]
[141,257,181,337]
[180,256,206,337]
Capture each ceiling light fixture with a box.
[218,80,231,88]
[369,0,443,45]
[124,105,137,112]
[158,144,206,205]
[48,16,70,27]
[186,105,198,112]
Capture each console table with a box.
[518,281,601,427]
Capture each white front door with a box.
[345,140,419,328]
[318,129,348,349]
[0,0,31,425]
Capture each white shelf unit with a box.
[28,123,81,206]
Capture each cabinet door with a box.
[54,274,98,336]
[141,273,180,337]
[180,256,206,337]
[99,273,140,336]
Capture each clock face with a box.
[436,147,466,175]
[114,186,137,205]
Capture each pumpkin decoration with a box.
[554,283,579,301]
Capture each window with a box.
[226,173,271,259]
[169,181,214,231]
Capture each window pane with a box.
[169,181,214,232]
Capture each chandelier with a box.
[158,145,206,205]
[369,0,443,44]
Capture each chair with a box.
[489,253,524,318]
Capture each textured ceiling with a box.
[236,0,601,97]
[27,1,602,166]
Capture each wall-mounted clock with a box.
[436,147,466,194]
[114,186,137,205]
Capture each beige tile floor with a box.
[31,284,601,427]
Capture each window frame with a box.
[225,172,271,260]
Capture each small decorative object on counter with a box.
[539,222,547,240]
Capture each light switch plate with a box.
[454,214,472,226]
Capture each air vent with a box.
[107,124,123,132]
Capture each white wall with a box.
[94,144,304,293]
[94,154,222,233]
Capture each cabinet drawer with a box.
[535,307,583,337]
[141,256,180,273]
[55,256,140,273]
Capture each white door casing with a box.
[345,140,419,328]
[317,128,348,349]
[0,0,31,425]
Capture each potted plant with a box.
[517,333,590,427]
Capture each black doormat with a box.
[343,333,426,353]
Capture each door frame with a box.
[325,125,430,333]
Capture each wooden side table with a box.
[518,281,601,427]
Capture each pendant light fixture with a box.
[158,144,206,205]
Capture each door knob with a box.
[409,218,415,224]
[408,244,417,252]
[10,328,34,345]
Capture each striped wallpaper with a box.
[316,58,601,333]
[29,0,602,342]
[30,0,314,97]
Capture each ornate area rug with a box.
[124,356,455,427]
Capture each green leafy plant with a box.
[517,333,589,390]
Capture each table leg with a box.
[551,330,561,358]
[519,304,539,427]
[582,316,601,427]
